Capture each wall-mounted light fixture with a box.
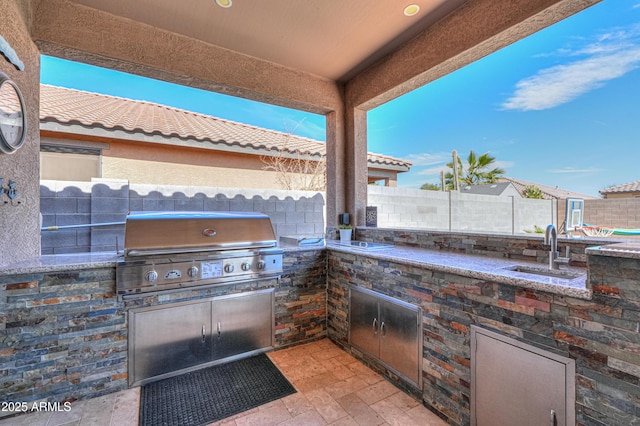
[215,0,232,8]
[403,4,420,16]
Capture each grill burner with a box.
[116,212,283,295]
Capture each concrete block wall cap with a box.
[128,183,161,197]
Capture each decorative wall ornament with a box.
[0,178,20,206]
[0,35,24,71]
[366,206,377,227]
[0,72,27,154]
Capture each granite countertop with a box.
[326,241,591,300]
[0,252,119,277]
[1,242,593,299]
[586,241,640,259]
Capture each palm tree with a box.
[445,150,505,190]
[420,182,441,191]
[523,185,544,199]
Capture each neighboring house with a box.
[599,181,640,199]
[39,85,411,189]
[460,182,520,197]
[499,177,597,200]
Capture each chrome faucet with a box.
[544,224,570,270]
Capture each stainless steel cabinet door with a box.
[349,287,380,358]
[379,298,420,385]
[472,326,575,426]
[131,300,212,385]
[211,290,273,360]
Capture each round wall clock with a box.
[0,72,27,154]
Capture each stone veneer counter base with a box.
[326,241,640,425]
[0,247,327,415]
[327,242,590,300]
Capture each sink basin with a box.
[503,265,583,280]
[339,241,394,250]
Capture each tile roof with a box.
[599,180,640,195]
[499,177,598,200]
[39,85,411,170]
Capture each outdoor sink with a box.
[503,265,584,280]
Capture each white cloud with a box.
[502,25,640,111]
[547,167,602,174]
[404,152,450,166]
[417,165,449,176]
[413,159,514,176]
[493,160,515,171]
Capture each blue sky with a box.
[41,0,639,197]
[368,0,640,196]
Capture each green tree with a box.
[522,185,544,199]
[420,182,441,191]
[445,150,505,190]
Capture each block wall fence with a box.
[40,179,326,254]
[40,181,639,255]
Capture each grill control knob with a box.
[224,264,234,273]
[241,262,252,271]
[257,260,266,270]
[145,270,158,282]
[187,266,199,278]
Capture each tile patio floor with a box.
[1,339,447,426]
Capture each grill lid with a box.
[123,211,277,256]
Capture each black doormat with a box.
[140,353,296,426]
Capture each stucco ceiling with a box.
[68,0,468,82]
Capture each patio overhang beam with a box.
[32,0,343,116]
[346,0,601,111]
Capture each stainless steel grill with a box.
[116,211,283,295]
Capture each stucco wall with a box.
[602,192,640,199]
[0,1,41,267]
[103,157,283,188]
[41,136,305,188]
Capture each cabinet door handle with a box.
[217,321,221,338]
[380,321,386,337]
[549,409,556,426]
[372,318,378,335]
[201,324,206,343]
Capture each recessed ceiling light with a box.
[215,0,232,8]
[403,4,420,16]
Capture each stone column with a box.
[325,107,346,229]
[345,107,368,227]
[0,1,41,266]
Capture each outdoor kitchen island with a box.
[0,247,327,414]
[1,237,639,425]
[326,237,640,426]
